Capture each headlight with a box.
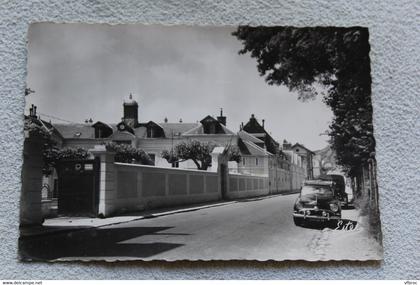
[329,203,339,212]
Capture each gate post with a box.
[20,135,45,226]
[89,145,116,217]
[211,147,229,200]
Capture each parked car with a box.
[320,172,349,207]
[293,180,341,227]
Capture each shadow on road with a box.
[19,226,186,261]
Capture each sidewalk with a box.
[20,200,237,238]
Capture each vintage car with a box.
[293,180,341,227]
[322,172,350,207]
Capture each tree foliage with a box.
[224,145,242,163]
[162,140,214,170]
[43,146,91,174]
[162,140,242,170]
[233,26,375,176]
[105,142,153,165]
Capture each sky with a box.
[26,23,333,151]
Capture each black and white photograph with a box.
[20,23,383,261]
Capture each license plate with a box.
[308,217,325,222]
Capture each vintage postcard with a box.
[19,23,382,261]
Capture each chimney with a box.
[164,117,168,123]
[29,104,37,118]
[179,118,183,123]
[283,139,292,150]
[262,119,265,128]
[217,108,226,126]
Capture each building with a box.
[241,114,280,155]
[282,140,315,179]
[23,95,308,219]
[53,95,269,173]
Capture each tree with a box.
[233,26,375,177]
[162,140,215,170]
[162,140,242,170]
[224,145,242,163]
[105,142,153,165]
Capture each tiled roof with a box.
[221,125,236,135]
[109,130,136,140]
[242,140,271,156]
[238,130,264,144]
[54,120,236,140]
[292,143,315,154]
[159,123,201,137]
[54,123,96,139]
[133,126,147,138]
[182,124,236,136]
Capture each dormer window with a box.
[203,123,217,134]
[200,115,225,134]
[145,121,164,138]
[93,121,113,138]
[147,127,154,138]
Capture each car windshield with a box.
[301,185,333,196]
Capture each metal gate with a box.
[57,158,100,217]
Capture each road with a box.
[20,193,375,261]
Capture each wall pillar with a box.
[210,147,228,199]
[89,145,116,217]
[20,136,45,226]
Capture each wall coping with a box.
[114,162,218,174]
[229,173,269,178]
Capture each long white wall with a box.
[109,163,221,214]
[227,173,269,199]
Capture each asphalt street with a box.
[19,194,360,261]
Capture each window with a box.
[203,122,218,134]
[146,125,163,138]
[94,124,113,138]
[256,157,259,166]
[242,157,246,165]
[172,161,179,168]
[147,127,154,138]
